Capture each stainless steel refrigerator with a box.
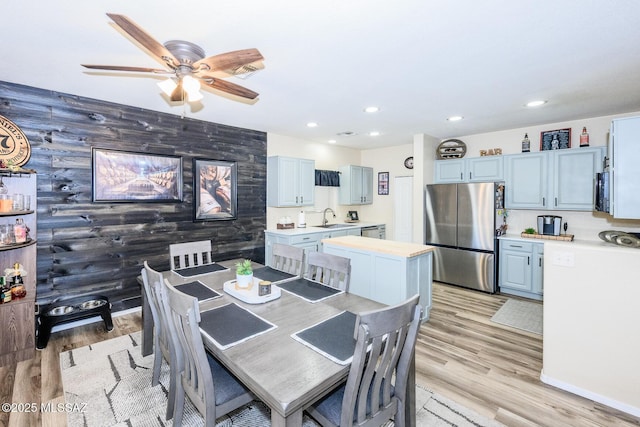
[425,182,504,293]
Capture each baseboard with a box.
[50,306,141,333]
[540,370,640,418]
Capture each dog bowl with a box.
[46,306,74,316]
[79,299,107,310]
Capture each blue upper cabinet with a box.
[339,165,373,205]
[505,147,604,210]
[267,156,315,207]
[434,156,504,183]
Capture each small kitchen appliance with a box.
[537,215,562,236]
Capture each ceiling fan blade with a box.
[106,13,179,69]
[194,48,264,73]
[81,64,170,73]
[170,81,185,102]
[202,78,259,100]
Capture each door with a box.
[457,183,495,251]
[425,184,457,246]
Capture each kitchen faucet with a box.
[322,208,336,226]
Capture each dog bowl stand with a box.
[36,295,113,349]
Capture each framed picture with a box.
[378,171,389,195]
[193,158,237,221]
[348,211,359,221]
[92,148,182,202]
[540,128,571,151]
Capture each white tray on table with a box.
[223,278,281,304]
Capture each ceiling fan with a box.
[82,13,264,103]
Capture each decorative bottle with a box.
[521,133,530,152]
[14,218,27,243]
[580,127,589,147]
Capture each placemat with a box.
[172,263,229,278]
[291,311,357,365]
[278,277,343,303]
[252,266,297,283]
[175,281,221,302]
[200,303,277,350]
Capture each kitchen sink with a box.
[313,224,354,229]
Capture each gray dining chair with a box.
[306,251,351,292]
[169,240,212,270]
[271,242,305,275]
[306,294,422,427]
[164,278,255,427]
[141,261,178,420]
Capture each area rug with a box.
[490,299,543,335]
[61,331,504,426]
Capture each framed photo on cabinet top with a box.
[540,128,571,151]
[193,158,237,221]
[92,148,182,202]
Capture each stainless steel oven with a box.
[361,225,386,239]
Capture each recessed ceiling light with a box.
[447,116,463,122]
[369,131,380,137]
[328,139,337,144]
[526,100,547,107]
[306,122,318,128]
[364,106,379,113]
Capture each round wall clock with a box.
[404,156,414,169]
[0,114,31,167]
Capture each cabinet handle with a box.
[460,172,463,180]
[301,196,304,203]
[555,197,557,207]
[469,172,472,180]
[528,256,530,265]
[542,197,546,207]
[296,196,299,204]
[539,259,542,267]
[510,244,523,248]
[302,237,311,241]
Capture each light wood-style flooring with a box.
[1,283,638,427]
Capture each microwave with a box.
[595,171,610,213]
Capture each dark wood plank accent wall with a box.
[0,81,267,312]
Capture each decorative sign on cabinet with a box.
[339,165,373,205]
[267,156,315,207]
[504,147,605,211]
[0,170,37,366]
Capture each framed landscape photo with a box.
[540,128,571,151]
[193,158,238,221]
[92,148,182,202]
[378,171,389,195]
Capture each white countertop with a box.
[264,222,384,236]
[499,233,639,252]
[322,235,435,257]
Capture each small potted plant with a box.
[235,259,254,289]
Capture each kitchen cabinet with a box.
[0,170,37,366]
[339,165,373,205]
[609,116,640,219]
[499,238,543,300]
[267,156,315,207]
[504,147,604,210]
[434,156,504,183]
[264,226,363,269]
[322,236,433,321]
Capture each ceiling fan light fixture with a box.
[182,75,203,102]
[158,78,178,97]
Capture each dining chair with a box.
[271,242,305,275]
[169,240,212,270]
[164,278,255,427]
[306,294,422,427]
[306,251,351,292]
[141,261,178,420]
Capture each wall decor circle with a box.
[0,114,31,167]
[436,139,467,159]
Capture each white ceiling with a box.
[3,0,640,149]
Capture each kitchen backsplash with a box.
[506,209,640,241]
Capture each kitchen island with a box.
[322,235,434,321]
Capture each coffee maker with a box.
[537,215,562,236]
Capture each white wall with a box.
[267,111,640,241]
[266,133,360,228]
[452,111,640,240]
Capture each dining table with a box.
[138,259,417,427]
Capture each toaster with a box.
[537,215,562,236]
